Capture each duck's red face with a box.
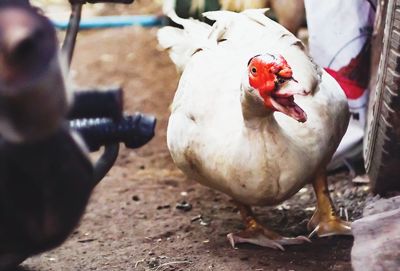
[248,54,308,122]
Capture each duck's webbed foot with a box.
[307,209,352,238]
[307,171,352,238]
[227,203,310,251]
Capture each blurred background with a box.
[7,1,373,271]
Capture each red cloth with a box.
[325,68,365,100]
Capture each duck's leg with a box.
[307,170,352,238]
[227,202,310,251]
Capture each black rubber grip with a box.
[70,113,156,151]
[68,88,123,121]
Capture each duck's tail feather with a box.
[157,11,213,73]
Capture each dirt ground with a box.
[16,3,372,271]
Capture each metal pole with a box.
[62,4,82,68]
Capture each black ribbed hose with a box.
[70,113,156,152]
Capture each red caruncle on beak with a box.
[248,54,293,98]
[247,54,308,123]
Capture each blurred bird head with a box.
[0,2,69,143]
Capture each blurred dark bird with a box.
[0,3,91,270]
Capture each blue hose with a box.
[52,15,162,29]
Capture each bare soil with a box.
[16,3,371,270]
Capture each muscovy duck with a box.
[158,9,351,250]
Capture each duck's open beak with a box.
[268,79,309,123]
[275,79,309,97]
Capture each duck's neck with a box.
[240,85,279,130]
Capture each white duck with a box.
[158,9,351,250]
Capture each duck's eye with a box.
[277,77,286,84]
[251,67,257,74]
